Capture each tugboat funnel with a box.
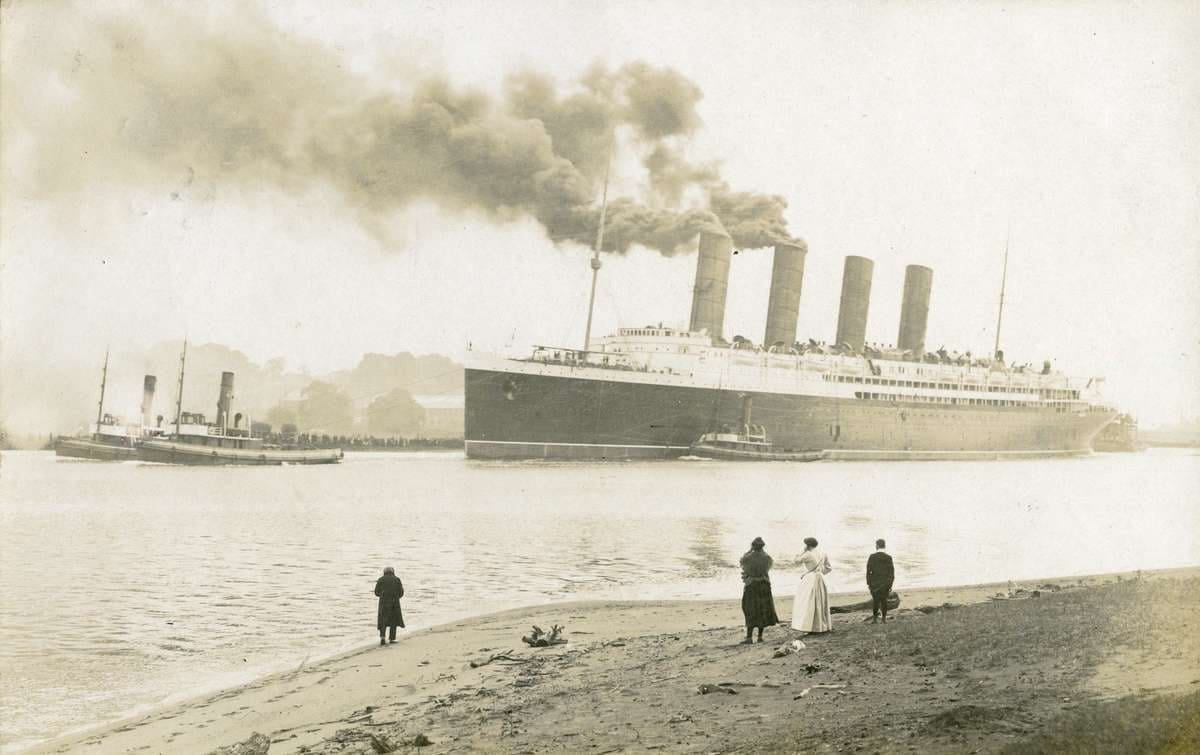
[141,375,157,428]
[216,372,235,431]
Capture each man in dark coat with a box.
[375,566,405,645]
[866,539,895,624]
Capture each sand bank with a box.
[34,566,1200,754]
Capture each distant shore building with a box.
[413,394,465,438]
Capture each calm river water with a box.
[1,448,1197,750]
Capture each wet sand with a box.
[34,566,1200,754]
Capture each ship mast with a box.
[582,135,614,352]
[174,338,188,436]
[94,347,110,436]
[992,232,1010,361]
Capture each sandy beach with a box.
[32,566,1200,754]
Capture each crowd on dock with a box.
[265,433,463,451]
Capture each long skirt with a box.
[377,599,405,631]
[741,581,780,628]
[791,572,831,632]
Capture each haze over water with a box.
[1,449,1197,750]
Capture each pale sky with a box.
[2,0,1198,427]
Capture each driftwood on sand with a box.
[830,592,900,614]
[206,732,271,755]
[522,624,568,647]
[469,649,526,668]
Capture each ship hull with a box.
[465,367,1116,461]
[137,440,343,465]
[54,438,139,462]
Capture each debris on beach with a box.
[794,683,847,700]
[367,732,433,752]
[831,592,900,614]
[469,648,525,667]
[773,639,807,657]
[698,683,738,695]
[916,602,960,614]
[206,732,271,755]
[522,624,568,647]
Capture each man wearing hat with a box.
[739,537,780,644]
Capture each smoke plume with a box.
[4,4,799,254]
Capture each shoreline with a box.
[29,564,1199,754]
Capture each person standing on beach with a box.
[375,566,405,646]
[739,537,780,644]
[866,539,895,624]
[791,537,833,634]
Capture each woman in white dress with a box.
[791,536,833,633]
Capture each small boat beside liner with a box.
[136,341,343,466]
[688,394,823,462]
[689,430,824,462]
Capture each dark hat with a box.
[751,536,765,548]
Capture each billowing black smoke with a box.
[6,4,799,254]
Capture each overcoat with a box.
[375,573,405,631]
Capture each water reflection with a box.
[680,517,735,577]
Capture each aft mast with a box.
[992,232,1010,361]
[174,338,188,436]
[582,135,614,352]
[94,347,110,437]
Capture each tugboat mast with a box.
[174,338,188,436]
[582,137,614,352]
[94,347,109,435]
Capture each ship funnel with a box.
[896,264,933,355]
[141,375,157,428]
[216,372,235,430]
[763,241,808,349]
[688,231,733,341]
[834,256,874,351]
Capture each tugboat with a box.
[1092,413,1145,453]
[55,352,164,461]
[689,395,823,462]
[137,341,343,466]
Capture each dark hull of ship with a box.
[137,440,343,465]
[465,368,1116,460]
[54,437,139,461]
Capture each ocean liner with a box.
[465,231,1116,460]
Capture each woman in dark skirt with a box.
[739,536,780,644]
[375,566,405,645]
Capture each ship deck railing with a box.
[521,343,1098,402]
